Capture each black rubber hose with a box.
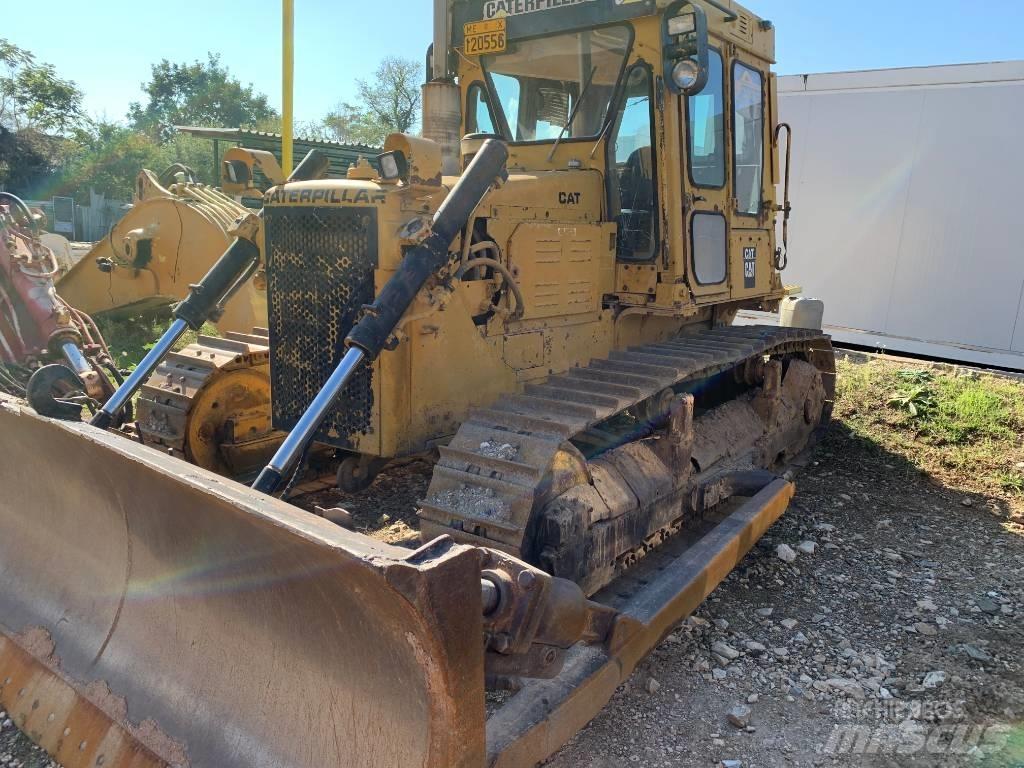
[346,139,508,359]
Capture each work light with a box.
[671,59,701,91]
[667,13,696,36]
[377,151,408,183]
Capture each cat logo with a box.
[743,246,757,288]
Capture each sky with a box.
[5,0,1022,128]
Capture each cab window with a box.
[482,27,631,142]
[733,62,765,216]
[607,64,657,262]
[687,49,725,188]
[466,82,496,134]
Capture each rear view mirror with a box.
[663,1,709,96]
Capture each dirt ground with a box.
[2,356,1022,767]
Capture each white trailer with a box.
[760,61,1024,370]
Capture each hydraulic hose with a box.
[252,138,509,494]
[345,139,509,359]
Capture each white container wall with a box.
[769,61,1024,370]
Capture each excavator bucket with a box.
[0,397,487,768]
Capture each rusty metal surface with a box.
[135,330,280,476]
[0,631,172,767]
[0,397,486,768]
[486,478,795,767]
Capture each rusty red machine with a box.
[0,193,119,417]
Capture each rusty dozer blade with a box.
[0,397,488,768]
[0,397,796,767]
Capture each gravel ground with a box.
[0,720,57,768]
[546,425,1023,768]
[2,363,1021,767]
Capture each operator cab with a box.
[450,0,783,309]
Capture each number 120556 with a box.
[464,20,507,54]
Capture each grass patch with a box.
[96,313,220,372]
[835,357,1024,506]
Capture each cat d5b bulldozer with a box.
[0,1,833,766]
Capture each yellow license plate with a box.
[464,19,507,55]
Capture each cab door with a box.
[728,54,771,300]
[680,47,731,302]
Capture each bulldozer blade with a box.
[0,397,487,768]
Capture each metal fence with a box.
[22,190,129,242]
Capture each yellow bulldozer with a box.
[0,1,834,766]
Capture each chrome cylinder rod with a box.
[252,346,366,494]
[60,341,93,376]
[89,318,188,429]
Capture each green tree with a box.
[62,123,166,200]
[0,39,85,193]
[61,122,219,202]
[0,39,85,132]
[324,57,422,147]
[129,53,277,142]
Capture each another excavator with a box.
[56,158,271,336]
[54,153,286,475]
[0,2,833,766]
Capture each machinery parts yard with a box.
[3,353,1020,767]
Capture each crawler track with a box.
[420,324,835,588]
[135,328,279,475]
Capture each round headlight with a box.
[671,59,701,92]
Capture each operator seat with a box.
[617,146,655,257]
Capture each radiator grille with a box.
[265,205,378,447]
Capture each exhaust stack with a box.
[422,0,461,175]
